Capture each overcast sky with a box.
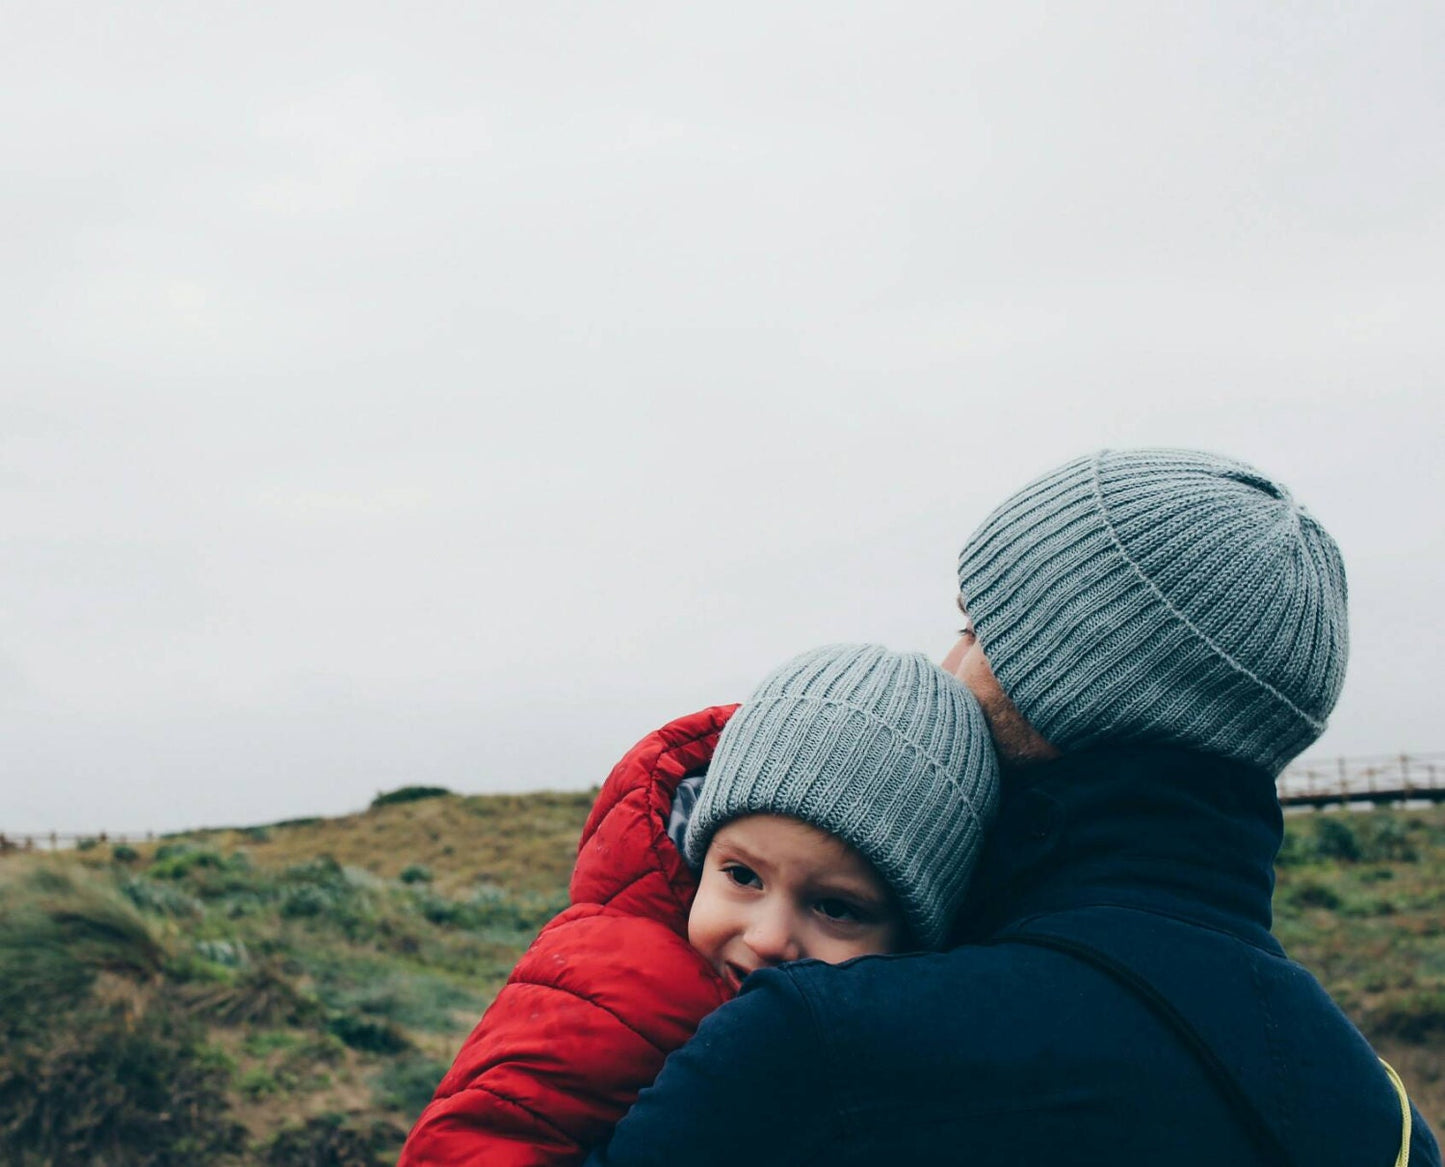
[3,2,1442,834]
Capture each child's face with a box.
[687,813,907,994]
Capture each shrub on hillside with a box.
[371,785,452,809]
[328,1012,411,1054]
[0,922,94,1043]
[1313,817,1362,862]
[263,1113,403,1167]
[412,890,469,928]
[1368,988,1445,1044]
[184,961,321,1028]
[1359,814,1419,863]
[0,999,244,1166]
[121,876,203,919]
[284,854,346,884]
[194,937,249,968]
[274,856,384,938]
[399,864,433,885]
[280,886,380,943]
[373,1054,450,1115]
[398,883,563,937]
[1286,882,1343,911]
[323,969,480,1034]
[471,884,569,934]
[0,874,165,1021]
[1275,828,1309,866]
[287,1032,347,1068]
[150,845,230,880]
[1278,813,1424,868]
[280,884,338,919]
[48,890,164,979]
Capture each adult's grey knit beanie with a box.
[956,448,1349,775]
[683,644,1000,950]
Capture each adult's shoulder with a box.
[588,962,833,1167]
[791,941,1037,1004]
[618,945,1059,1161]
[781,944,1038,1061]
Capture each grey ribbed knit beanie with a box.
[957,448,1349,775]
[683,644,1000,950]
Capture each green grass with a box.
[1,793,1440,1163]
[1274,806,1445,1128]
[0,787,593,1165]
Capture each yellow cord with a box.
[1379,1058,1411,1167]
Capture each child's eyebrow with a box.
[710,838,765,868]
[956,594,968,616]
[811,878,889,905]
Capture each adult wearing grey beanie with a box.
[589,447,1438,1167]
[949,447,1349,774]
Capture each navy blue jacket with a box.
[586,746,1440,1167]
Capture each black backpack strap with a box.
[999,930,1295,1167]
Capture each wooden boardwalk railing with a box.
[1277,753,1445,809]
[0,830,155,853]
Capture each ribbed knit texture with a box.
[683,645,1000,949]
[957,448,1349,775]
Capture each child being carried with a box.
[400,644,1001,1166]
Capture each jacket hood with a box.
[571,704,738,935]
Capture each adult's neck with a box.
[955,744,1284,950]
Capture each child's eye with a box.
[815,898,862,923]
[722,863,761,889]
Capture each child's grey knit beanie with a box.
[957,448,1349,776]
[683,644,1000,950]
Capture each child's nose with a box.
[743,908,802,965]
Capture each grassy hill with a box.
[1272,807,1445,1128]
[1,791,1441,1165]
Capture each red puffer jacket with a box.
[399,705,738,1167]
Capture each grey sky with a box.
[3,2,1442,833]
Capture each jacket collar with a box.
[954,744,1284,952]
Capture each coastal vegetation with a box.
[1,793,1440,1165]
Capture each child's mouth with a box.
[723,962,749,993]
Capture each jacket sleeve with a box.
[399,904,731,1167]
[584,967,829,1167]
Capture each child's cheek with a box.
[685,877,724,967]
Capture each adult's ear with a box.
[942,629,1058,768]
